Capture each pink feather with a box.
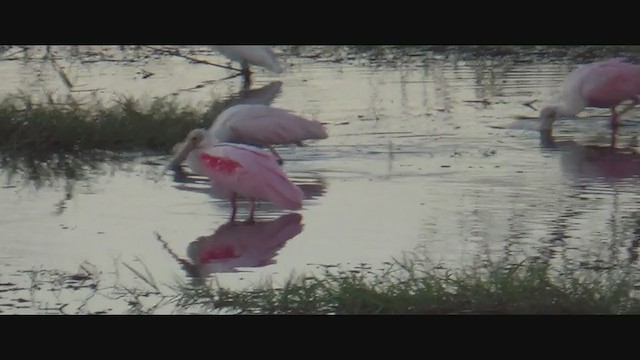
[195,143,304,210]
[210,104,328,146]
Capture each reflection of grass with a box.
[1,151,107,185]
[0,94,211,155]
[0,150,158,190]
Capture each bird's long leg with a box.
[241,60,250,75]
[241,60,252,87]
[617,96,640,117]
[610,96,640,132]
[230,193,238,222]
[241,77,251,91]
[610,107,620,130]
[246,197,256,224]
[267,145,284,165]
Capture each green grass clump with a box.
[171,256,640,315]
[0,94,211,155]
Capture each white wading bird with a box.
[211,46,285,82]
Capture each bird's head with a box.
[170,129,208,166]
[156,129,208,182]
[539,106,559,132]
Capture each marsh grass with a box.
[171,255,640,315]
[0,93,211,155]
[341,45,640,60]
[7,253,640,314]
[0,93,227,186]
[0,77,283,186]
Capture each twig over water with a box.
[144,46,242,72]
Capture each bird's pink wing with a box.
[571,59,640,107]
[228,107,328,146]
[198,144,304,210]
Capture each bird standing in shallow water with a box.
[168,129,304,222]
[211,46,284,84]
[539,58,640,133]
[173,104,328,165]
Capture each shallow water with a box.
[2,46,640,313]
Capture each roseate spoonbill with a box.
[169,129,304,222]
[539,58,640,133]
[173,103,328,165]
[186,213,303,275]
[172,167,328,202]
[211,46,284,82]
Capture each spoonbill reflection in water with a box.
[186,213,303,275]
[168,129,304,222]
[539,58,640,133]
[153,213,302,285]
[540,131,640,182]
[222,80,283,108]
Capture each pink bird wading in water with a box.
[539,58,640,134]
[172,104,328,165]
[168,129,304,222]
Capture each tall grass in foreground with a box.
[170,255,640,315]
[14,253,640,314]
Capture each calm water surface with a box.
[2,46,640,313]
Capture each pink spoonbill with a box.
[168,129,304,222]
[539,58,640,133]
[173,103,328,165]
[211,46,284,83]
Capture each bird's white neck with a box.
[539,96,587,132]
[185,147,205,176]
[557,91,587,117]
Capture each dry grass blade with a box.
[49,57,73,90]
[122,261,160,293]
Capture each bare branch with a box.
[144,46,242,72]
